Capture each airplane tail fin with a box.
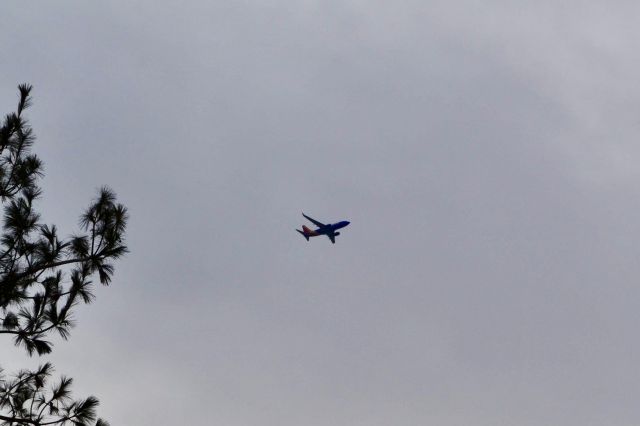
[296,229,310,241]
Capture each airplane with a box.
[296,212,350,244]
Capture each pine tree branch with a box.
[0,85,125,426]
[0,413,38,424]
[2,248,120,284]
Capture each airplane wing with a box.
[328,233,336,244]
[302,212,326,228]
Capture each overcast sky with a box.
[3,1,640,425]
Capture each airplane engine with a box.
[334,232,340,236]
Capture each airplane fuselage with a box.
[306,221,350,237]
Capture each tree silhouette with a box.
[0,85,127,426]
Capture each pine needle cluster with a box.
[0,85,127,425]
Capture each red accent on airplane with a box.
[302,225,318,236]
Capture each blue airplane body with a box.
[296,212,350,244]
